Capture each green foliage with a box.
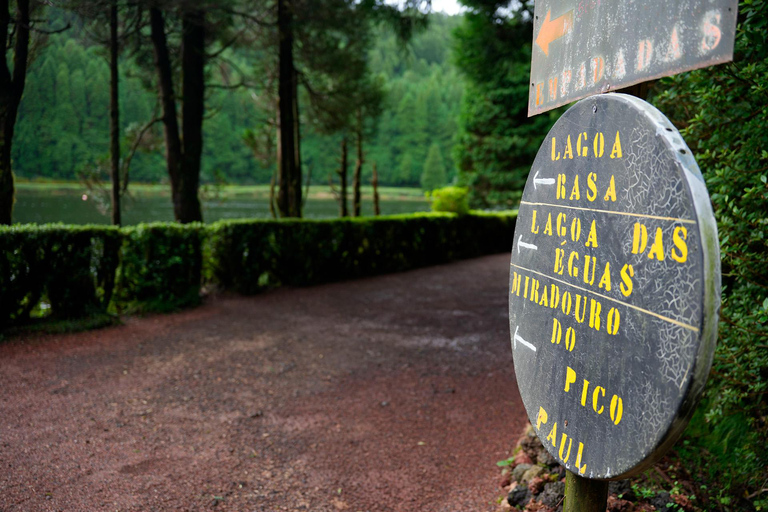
[310,13,464,188]
[421,143,448,191]
[206,212,515,294]
[452,1,559,208]
[13,10,462,190]
[427,186,469,215]
[0,224,120,327]
[1,212,515,330]
[0,314,119,339]
[652,0,768,502]
[13,22,166,183]
[115,223,204,313]
[496,457,515,467]
[631,484,658,501]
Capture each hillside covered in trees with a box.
[12,9,462,189]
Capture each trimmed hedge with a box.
[208,212,516,293]
[115,223,204,313]
[0,224,121,328]
[1,212,516,328]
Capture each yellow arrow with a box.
[535,9,574,56]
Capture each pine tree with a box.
[397,152,415,185]
[420,142,446,191]
[452,0,557,208]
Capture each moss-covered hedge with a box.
[208,212,515,293]
[115,223,204,313]
[0,224,121,328]
[0,212,516,327]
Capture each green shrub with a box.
[115,223,203,313]
[427,186,470,215]
[0,224,120,327]
[653,0,768,503]
[2,212,516,331]
[207,212,516,294]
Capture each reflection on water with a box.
[13,187,430,225]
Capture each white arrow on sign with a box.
[517,235,538,254]
[513,326,537,352]
[533,170,555,190]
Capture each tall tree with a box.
[269,0,428,217]
[0,0,30,225]
[109,0,121,226]
[453,0,557,208]
[289,0,377,217]
[148,4,205,223]
[276,0,300,217]
[71,0,152,224]
[337,136,348,217]
[371,161,380,216]
[421,141,446,191]
[352,109,363,217]
[351,76,384,216]
[9,7,459,191]
[109,1,121,225]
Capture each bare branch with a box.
[219,6,274,28]
[209,54,253,89]
[206,26,247,59]
[121,112,163,195]
[13,18,70,35]
[207,80,247,90]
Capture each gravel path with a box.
[0,254,527,511]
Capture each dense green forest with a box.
[12,10,463,188]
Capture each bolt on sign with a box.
[509,94,720,479]
[528,0,738,116]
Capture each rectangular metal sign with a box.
[528,0,738,116]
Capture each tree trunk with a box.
[270,110,278,219]
[291,68,302,217]
[269,170,277,219]
[149,7,185,222]
[0,0,30,225]
[352,109,363,217]
[179,8,205,223]
[338,137,348,217]
[276,0,302,218]
[277,0,301,218]
[372,162,380,216]
[109,1,121,226]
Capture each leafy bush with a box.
[427,186,470,215]
[0,224,120,327]
[1,212,516,330]
[653,0,768,503]
[207,212,515,294]
[114,223,204,313]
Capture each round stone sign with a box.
[508,93,720,480]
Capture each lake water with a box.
[13,186,431,225]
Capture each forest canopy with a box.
[11,8,463,189]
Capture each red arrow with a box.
[535,9,574,56]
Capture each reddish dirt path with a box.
[0,254,527,511]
